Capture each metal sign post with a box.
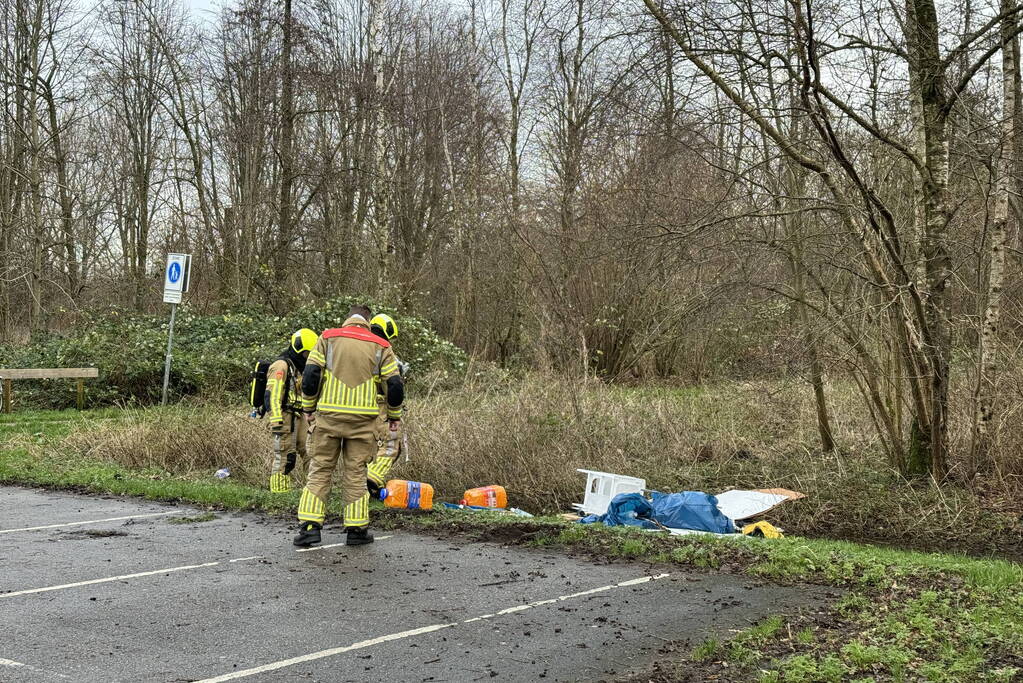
[161,253,191,406]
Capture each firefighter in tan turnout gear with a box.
[266,328,318,493]
[294,305,404,547]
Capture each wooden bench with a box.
[0,368,100,413]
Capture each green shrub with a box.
[0,297,467,408]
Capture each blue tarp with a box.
[579,493,656,529]
[580,491,736,534]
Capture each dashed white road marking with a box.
[0,562,222,599]
[193,572,672,682]
[0,511,176,535]
[1,536,396,598]
[294,535,393,553]
[0,658,26,667]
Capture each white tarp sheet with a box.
[715,489,795,521]
[665,527,729,537]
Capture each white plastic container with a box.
[572,469,646,516]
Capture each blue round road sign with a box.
[168,262,181,284]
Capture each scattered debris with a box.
[570,472,804,537]
[62,529,129,539]
[380,480,435,510]
[440,503,533,518]
[714,488,804,521]
[461,485,508,508]
[167,513,217,525]
[579,492,735,534]
[572,470,645,516]
[741,521,784,538]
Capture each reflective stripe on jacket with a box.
[302,317,402,418]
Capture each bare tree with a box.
[642,0,1023,476]
[972,0,1020,465]
[94,0,177,309]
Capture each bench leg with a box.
[77,379,84,411]
[2,379,10,414]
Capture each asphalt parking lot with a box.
[0,486,828,682]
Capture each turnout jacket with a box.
[302,317,404,420]
[265,356,302,428]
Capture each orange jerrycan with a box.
[461,485,507,508]
[380,479,434,510]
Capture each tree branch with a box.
[942,2,1023,70]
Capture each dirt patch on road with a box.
[60,529,129,539]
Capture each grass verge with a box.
[16,374,1023,563]
[2,409,1022,681]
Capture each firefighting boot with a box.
[292,521,322,547]
[345,526,374,546]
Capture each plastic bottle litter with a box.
[214,468,231,479]
[379,479,434,510]
[508,507,533,518]
[460,485,507,509]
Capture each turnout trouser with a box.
[297,413,376,528]
[367,416,403,488]
[269,411,307,493]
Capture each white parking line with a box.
[1,562,222,599]
[0,656,70,678]
[0,511,176,535]
[294,535,393,553]
[194,573,672,682]
[1,537,395,598]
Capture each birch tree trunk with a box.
[972,0,1018,467]
[908,0,952,479]
[23,0,45,333]
[275,0,296,305]
[367,0,392,293]
[42,80,80,300]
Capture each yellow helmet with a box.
[291,328,318,353]
[370,313,398,340]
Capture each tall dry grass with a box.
[59,370,1022,555]
[64,406,280,486]
[393,371,1020,554]
[394,372,877,509]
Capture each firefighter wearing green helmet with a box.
[266,328,318,493]
[366,313,408,496]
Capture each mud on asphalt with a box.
[0,486,835,682]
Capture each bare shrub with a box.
[393,370,877,512]
[64,406,276,486]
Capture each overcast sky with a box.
[183,0,220,22]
